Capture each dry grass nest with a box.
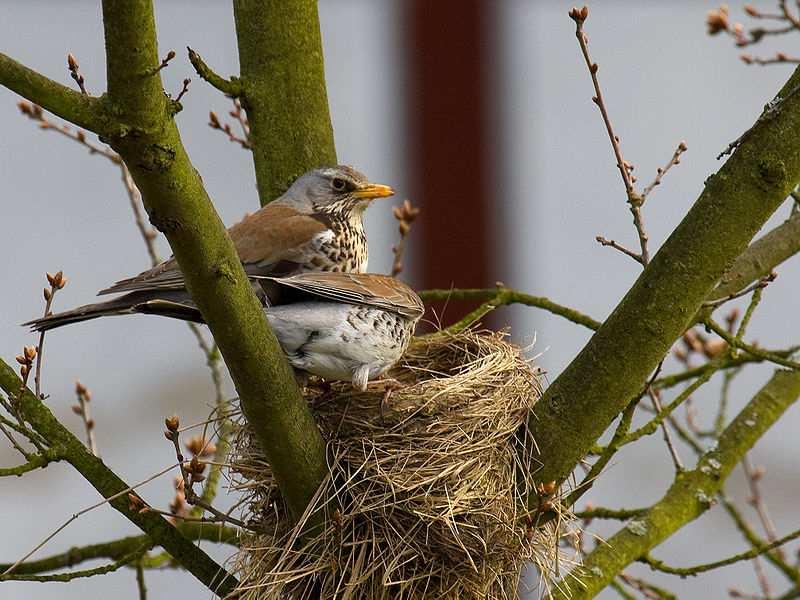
[229,329,568,599]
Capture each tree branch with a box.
[187,47,242,97]
[98,0,328,525]
[0,448,60,477]
[554,368,800,598]
[710,210,800,302]
[528,65,800,492]
[0,52,104,132]
[0,547,147,582]
[418,287,602,331]
[0,360,238,595]
[640,527,800,577]
[0,523,238,576]
[232,0,337,203]
[721,494,800,584]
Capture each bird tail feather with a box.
[23,291,202,332]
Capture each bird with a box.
[96,165,394,302]
[26,273,424,390]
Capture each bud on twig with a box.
[165,415,180,431]
[569,6,589,24]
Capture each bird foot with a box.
[375,378,403,423]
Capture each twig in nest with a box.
[72,381,98,457]
[67,53,87,95]
[390,199,420,277]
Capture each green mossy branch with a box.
[0,53,104,132]
[529,65,800,492]
[98,0,328,526]
[0,448,61,477]
[710,210,800,302]
[233,0,337,203]
[640,526,800,577]
[555,368,800,599]
[0,547,148,583]
[573,507,648,521]
[0,360,238,595]
[720,495,800,584]
[0,523,239,577]
[187,47,242,97]
[418,287,602,331]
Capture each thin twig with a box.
[18,101,119,162]
[703,273,775,310]
[742,52,800,65]
[595,235,644,265]
[164,417,249,530]
[67,53,87,95]
[706,318,800,370]
[73,381,98,456]
[390,199,420,277]
[228,98,250,141]
[0,421,32,461]
[573,506,648,520]
[209,108,252,149]
[174,78,190,103]
[618,572,677,600]
[419,287,602,332]
[120,163,159,265]
[743,455,786,561]
[641,526,800,575]
[2,462,179,576]
[34,273,65,399]
[151,50,176,75]
[569,7,636,198]
[641,142,688,199]
[648,388,684,471]
[721,493,799,584]
[0,547,148,583]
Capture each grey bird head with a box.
[278,165,394,216]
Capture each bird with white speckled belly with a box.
[26,272,424,390]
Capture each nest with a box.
[229,329,564,599]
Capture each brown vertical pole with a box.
[405,0,493,327]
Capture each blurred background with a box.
[1,1,799,598]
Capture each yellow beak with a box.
[352,183,395,200]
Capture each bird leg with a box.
[373,377,403,423]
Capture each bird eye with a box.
[331,177,347,192]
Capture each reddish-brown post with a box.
[405,0,494,327]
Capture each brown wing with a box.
[265,272,424,320]
[99,203,328,295]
